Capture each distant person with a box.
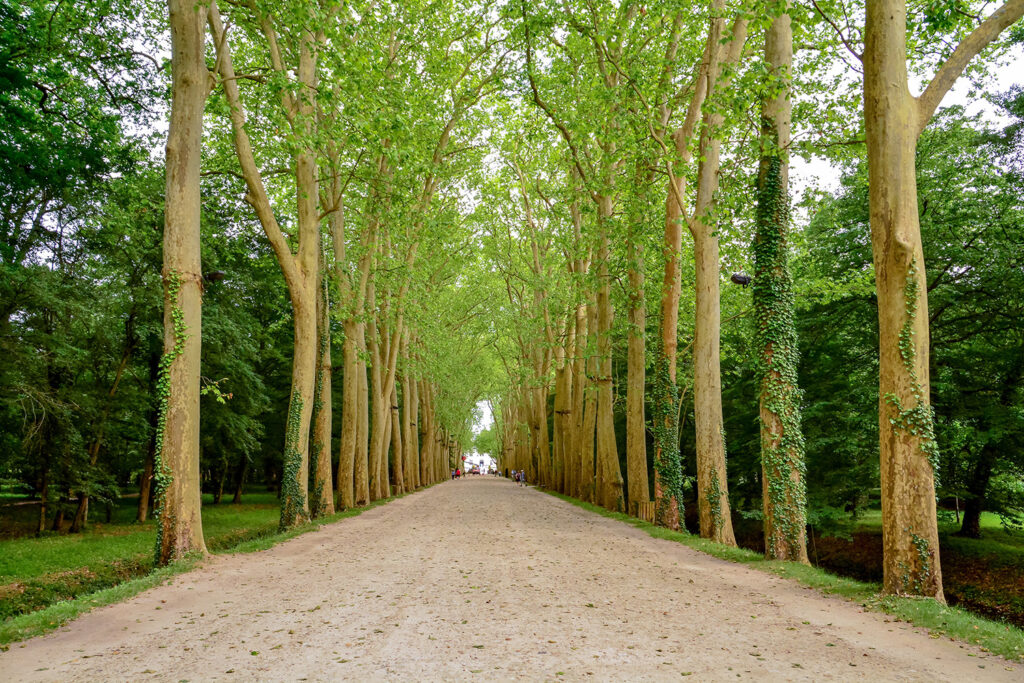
[504,468,509,479]
[450,469,455,480]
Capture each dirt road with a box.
[1,478,1017,681]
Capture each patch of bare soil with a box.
[1,479,1018,681]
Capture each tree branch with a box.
[916,0,1024,135]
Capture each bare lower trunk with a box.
[390,382,404,495]
[337,319,358,509]
[310,263,335,519]
[595,220,623,512]
[626,238,648,515]
[692,233,735,545]
[571,304,587,500]
[552,350,567,494]
[581,299,598,503]
[653,173,684,529]
[137,439,155,523]
[418,381,433,486]
[355,344,370,505]
[157,0,208,564]
[279,291,317,529]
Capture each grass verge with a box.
[542,489,1024,662]
[0,486,427,646]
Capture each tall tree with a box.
[157,0,208,563]
[863,0,1024,598]
[753,6,808,563]
[208,1,322,529]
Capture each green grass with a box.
[0,556,200,647]
[0,487,427,645]
[543,490,1024,662]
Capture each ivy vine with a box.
[153,270,187,562]
[279,396,308,530]
[884,258,941,482]
[752,153,807,559]
[650,343,683,528]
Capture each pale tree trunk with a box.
[208,4,319,530]
[401,331,418,490]
[157,0,208,564]
[581,297,598,503]
[561,313,578,496]
[625,234,648,515]
[354,338,370,505]
[337,320,357,508]
[755,9,807,563]
[595,209,623,512]
[390,381,403,495]
[653,172,685,529]
[367,283,386,501]
[651,9,715,531]
[552,343,567,493]
[310,250,335,519]
[418,381,433,485]
[138,348,160,523]
[865,0,939,598]
[864,0,1023,601]
[571,303,587,500]
[689,15,747,547]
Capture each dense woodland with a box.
[2,0,1023,608]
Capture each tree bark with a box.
[208,4,319,530]
[337,319,358,509]
[595,210,623,512]
[626,233,648,515]
[755,8,808,563]
[864,0,942,599]
[390,380,404,495]
[310,254,335,519]
[157,0,209,564]
[688,13,747,547]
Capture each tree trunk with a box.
[138,347,160,522]
[687,13,747,547]
[755,8,808,564]
[626,235,648,515]
[653,171,685,529]
[157,0,208,564]
[957,448,994,539]
[390,381,404,495]
[402,332,419,490]
[355,345,370,505]
[232,457,247,504]
[137,437,155,522]
[864,0,942,599]
[595,215,623,512]
[310,258,335,519]
[581,298,598,503]
[337,318,358,509]
[279,279,317,529]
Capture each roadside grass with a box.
[543,490,1024,662]
[0,487,424,645]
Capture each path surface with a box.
[1,479,1017,681]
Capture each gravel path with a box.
[1,478,1018,681]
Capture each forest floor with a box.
[1,478,1019,681]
